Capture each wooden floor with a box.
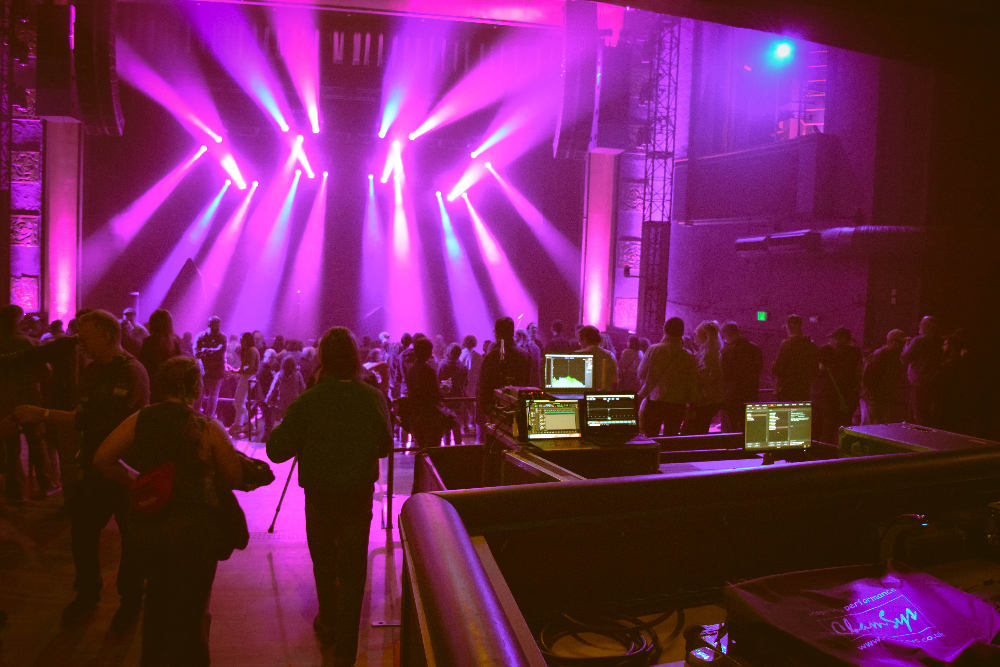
[0,439,417,667]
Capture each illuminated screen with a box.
[744,402,812,450]
[544,354,594,390]
[526,399,581,440]
[584,394,638,428]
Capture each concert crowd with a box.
[1,302,997,665]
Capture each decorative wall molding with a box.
[11,215,41,246]
[11,275,40,312]
[12,151,41,181]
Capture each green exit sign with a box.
[757,311,768,322]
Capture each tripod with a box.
[267,457,297,533]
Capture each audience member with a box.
[404,338,452,448]
[14,309,149,629]
[860,329,907,425]
[266,327,392,666]
[637,317,698,437]
[579,325,617,391]
[180,331,194,356]
[92,356,251,665]
[618,337,644,392]
[545,320,574,354]
[517,327,542,387]
[772,314,818,401]
[812,327,863,444]
[266,356,306,420]
[257,349,280,440]
[139,309,182,402]
[460,335,482,398]
[119,308,148,357]
[720,322,763,433]
[40,319,64,342]
[935,333,977,435]
[438,344,468,398]
[230,332,261,437]
[901,315,944,426]
[681,321,724,435]
[195,316,228,419]
[477,318,531,425]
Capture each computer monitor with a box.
[744,402,812,450]
[543,353,594,390]
[583,393,640,442]
[525,399,582,440]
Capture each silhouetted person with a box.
[935,333,978,435]
[637,317,698,437]
[405,338,446,448]
[267,327,391,667]
[14,309,149,630]
[812,327,863,444]
[545,319,574,354]
[195,316,227,419]
[119,308,148,357]
[772,314,818,401]
[477,317,531,424]
[389,333,412,400]
[682,321,724,435]
[139,309,182,402]
[459,335,482,398]
[93,356,250,666]
[720,322,763,433]
[901,315,944,426]
[579,325,617,391]
[438,343,468,398]
[618,337,644,392]
[861,329,907,425]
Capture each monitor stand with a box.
[761,452,778,466]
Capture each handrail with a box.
[400,494,533,667]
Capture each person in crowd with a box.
[482,339,493,356]
[13,309,149,629]
[139,309,182,402]
[225,333,240,369]
[860,329,908,425]
[526,322,542,356]
[578,325,617,391]
[812,327,864,444]
[1,304,55,504]
[901,315,945,426]
[681,321,724,435]
[92,356,247,666]
[267,327,392,667]
[252,330,266,355]
[935,333,977,435]
[637,317,698,437]
[230,332,261,437]
[363,348,390,395]
[180,331,194,356]
[599,332,617,360]
[639,338,651,355]
[618,337,644,392]
[439,343,468,399]
[477,318,531,425]
[300,346,318,385]
[272,335,286,355]
[518,327,543,387]
[720,322,763,433]
[389,333,412,400]
[403,338,450,448]
[256,349,280,441]
[772,314,818,401]
[195,316,228,419]
[432,335,447,364]
[545,320,574,354]
[120,308,149,357]
[40,319,64,342]
[266,355,306,421]
[460,335,482,397]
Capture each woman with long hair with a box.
[229,332,260,437]
[681,321,724,435]
[139,309,182,402]
[93,357,257,666]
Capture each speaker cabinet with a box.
[553,0,599,159]
[74,0,124,136]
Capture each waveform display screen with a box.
[525,399,581,439]
[544,354,594,389]
[584,394,638,428]
[745,402,812,450]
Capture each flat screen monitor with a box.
[744,402,812,450]
[525,399,581,440]
[584,393,639,429]
[544,353,594,390]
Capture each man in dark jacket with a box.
[477,317,531,424]
[812,327,864,444]
[901,315,944,426]
[861,329,907,425]
[772,315,819,401]
[720,322,763,433]
[544,319,574,354]
[267,327,391,667]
